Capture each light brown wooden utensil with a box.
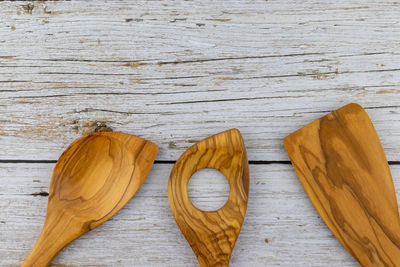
[22,132,158,267]
[284,103,400,266]
[168,129,249,267]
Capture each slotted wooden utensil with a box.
[168,128,249,267]
[22,132,158,267]
[284,103,400,266]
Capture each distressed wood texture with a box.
[0,0,400,161]
[169,129,249,266]
[284,103,400,266]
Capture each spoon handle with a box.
[22,202,82,267]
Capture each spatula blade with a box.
[284,103,400,266]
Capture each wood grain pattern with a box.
[22,132,158,267]
[284,103,400,266]
[1,1,400,162]
[168,129,249,267]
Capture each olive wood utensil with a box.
[284,103,400,266]
[23,132,158,267]
[168,128,249,267]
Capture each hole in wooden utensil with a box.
[188,168,230,212]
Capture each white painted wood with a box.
[0,163,365,266]
[0,0,399,161]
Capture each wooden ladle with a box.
[22,132,158,267]
[284,103,400,266]
[168,129,249,267]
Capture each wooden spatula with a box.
[168,129,249,267]
[22,132,158,267]
[284,103,400,266]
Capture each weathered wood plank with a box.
[0,0,400,161]
[0,163,364,266]
[1,1,400,266]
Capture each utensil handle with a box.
[22,207,80,267]
[22,230,60,267]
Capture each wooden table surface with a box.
[1,1,400,266]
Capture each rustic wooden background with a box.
[1,0,400,266]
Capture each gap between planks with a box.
[1,160,400,165]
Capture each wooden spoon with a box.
[168,129,249,267]
[22,132,158,267]
[284,103,400,266]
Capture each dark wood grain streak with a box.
[168,129,249,267]
[22,132,158,267]
[284,103,400,266]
